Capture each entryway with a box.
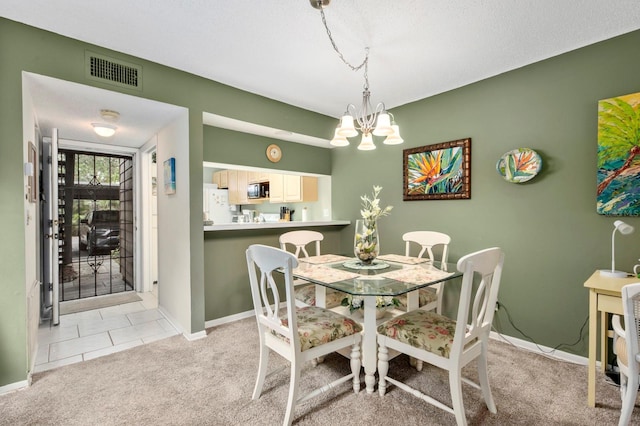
[35,283,179,373]
[56,150,135,302]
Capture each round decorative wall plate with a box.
[266,144,282,163]
[496,148,542,183]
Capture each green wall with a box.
[0,18,29,387]
[331,30,640,355]
[203,227,344,320]
[0,18,334,387]
[203,126,331,175]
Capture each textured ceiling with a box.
[4,0,640,146]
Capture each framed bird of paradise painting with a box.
[597,91,640,215]
[403,138,471,201]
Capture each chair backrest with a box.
[403,231,451,262]
[246,244,300,350]
[279,230,324,258]
[622,283,640,367]
[451,247,504,355]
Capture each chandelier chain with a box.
[320,8,369,88]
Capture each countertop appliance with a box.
[248,182,269,199]
[204,184,233,224]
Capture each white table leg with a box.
[315,285,327,308]
[406,289,419,311]
[363,295,377,394]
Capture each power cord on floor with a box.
[492,300,588,361]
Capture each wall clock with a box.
[266,144,282,163]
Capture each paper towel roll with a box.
[301,207,309,222]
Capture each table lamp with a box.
[600,220,635,278]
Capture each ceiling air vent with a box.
[85,51,142,91]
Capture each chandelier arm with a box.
[320,9,368,72]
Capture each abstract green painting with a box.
[597,92,640,215]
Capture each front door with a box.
[57,150,135,301]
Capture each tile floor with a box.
[35,287,179,373]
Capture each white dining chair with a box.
[377,247,505,426]
[397,231,451,314]
[246,244,362,426]
[279,230,346,309]
[612,282,640,426]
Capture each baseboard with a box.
[185,330,207,341]
[490,331,588,365]
[205,309,255,329]
[0,379,28,396]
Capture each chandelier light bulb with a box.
[383,125,404,145]
[337,114,358,137]
[357,133,376,151]
[372,112,393,136]
[330,128,350,147]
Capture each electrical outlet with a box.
[495,301,501,311]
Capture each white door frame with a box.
[138,138,157,293]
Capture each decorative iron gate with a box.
[58,150,135,301]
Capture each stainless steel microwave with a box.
[248,182,269,199]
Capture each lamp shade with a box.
[357,133,376,151]
[337,114,358,137]
[383,124,404,145]
[329,128,350,147]
[372,112,393,136]
[615,220,634,235]
[92,123,117,137]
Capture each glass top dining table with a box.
[290,253,462,394]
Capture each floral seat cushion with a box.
[377,309,457,358]
[278,306,363,352]
[395,288,437,309]
[294,284,345,309]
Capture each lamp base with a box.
[599,269,629,278]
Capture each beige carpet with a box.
[0,317,637,425]
[59,291,142,315]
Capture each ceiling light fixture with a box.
[311,0,403,150]
[92,109,120,138]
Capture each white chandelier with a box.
[311,0,403,150]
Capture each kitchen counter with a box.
[204,220,350,232]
